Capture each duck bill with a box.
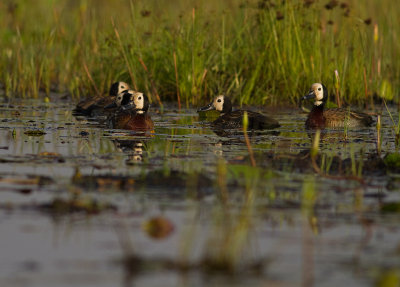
[104,102,117,109]
[197,102,215,112]
[302,91,315,101]
[121,102,136,111]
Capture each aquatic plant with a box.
[383,100,400,149]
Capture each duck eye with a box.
[138,97,142,100]
[318,88,321,91]
[217,99,222,102]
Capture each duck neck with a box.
[125,108,145,115]
[313,101,324,112]
[136,110,144,114]
[309,102,325,124]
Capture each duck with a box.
[107,89,154,131]
[74,81,130,116]
[302,83,374,129]
[197,95,280,130]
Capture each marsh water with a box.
[1,97,400,287]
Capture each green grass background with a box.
[0,0,399,107]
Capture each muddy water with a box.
[1,99,400,287]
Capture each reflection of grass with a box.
[384,101,400,149]
[116,162,268,279]
[202,163,264,273]
[1,0,399,105]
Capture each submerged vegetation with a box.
[0,0,399,106]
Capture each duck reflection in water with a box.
[114,139,147,164]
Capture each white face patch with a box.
[116,94,124,106]
[311,83,324,102]
[134,147,143,154]
[133,92,144,110]
[118,82,129,94]
[315,100,323,106]
[135,155,143,161]
[213,95,225,112]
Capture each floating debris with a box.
[0,174,54,186]
[143,216,174,239]
[381,202,400,213]
[38,152,61,157]
[79,131,90,136]
[72,168,135,190]
[119,253,266,281]
[38,197,117,215]
[11,111,21,117]
[72,169,214,197]
[24,130,46,136]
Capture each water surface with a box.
[1,99,399,287]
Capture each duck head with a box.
[119,91,150,114]
[105,89,134,109]
[197,95,233,114]
[109,81,130,97]
[302,83,328,106]
[130,92,150,113]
